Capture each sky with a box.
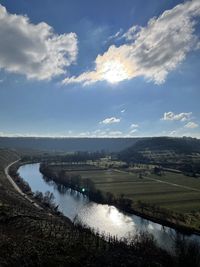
[0,0,200,138]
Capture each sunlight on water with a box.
[19,163,200,251]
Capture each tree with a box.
[43,191,55,207]
[153,166,161,175]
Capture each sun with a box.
[101,60,129,84]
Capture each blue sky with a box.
[0,0,200,137]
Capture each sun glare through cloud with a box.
[63,0,200,86]
[101,60,130,84]
[0,0,200,139]
[1,1,200,265]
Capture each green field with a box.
[70,168,200,213]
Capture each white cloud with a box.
[122,25,142,41]
[129,129,138,134]
[169,130,177,136]
[79,131,90,137]
[72,129,123,137]
[0,4,78,80]
[106,28,124,43]
[1,129,199,138]
[167,126,200,137]
[63,0,200,86]
[162,111,192,122]
[0,132,59,138]
[107,131,123,137]
[130,123,139,128]
[184,121,198,128]
[99,117,121,125]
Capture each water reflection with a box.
[18,163,200,251]
[55,184,66,194]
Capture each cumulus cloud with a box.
[184,121,198,128]
[162,111,192,121]
[63,0,200,86]
[130,123,139,128]
[99,117,121,125]
[0,4,78,80]
[122,25,141,41]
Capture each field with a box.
[68,168,200,213]
[1,150,146,266]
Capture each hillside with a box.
[119,137,200,173]
[0,149,180,267]
[130,137,200,154]
[0,137,140,153]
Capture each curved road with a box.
[4,160,43,210]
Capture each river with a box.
[18,163,200,251]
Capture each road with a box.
[5,160,43,210]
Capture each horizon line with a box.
[0,135,197,139]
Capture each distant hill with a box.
[127,137,200,154]
[119,137,200,172]
[0,137,141,153]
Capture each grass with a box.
[67,168,200,214]
[1,150,179,267]
[149,172,200,190]
[1,150,200,266]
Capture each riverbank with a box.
[39,162,200,237]
[1,151,182,267]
